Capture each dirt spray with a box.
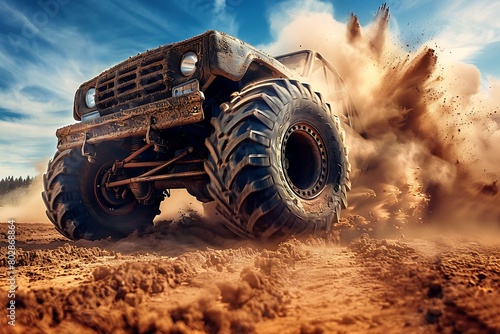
[262,3,500,231]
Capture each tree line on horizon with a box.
[0,176,35,196]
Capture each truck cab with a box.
[276,50,364,134]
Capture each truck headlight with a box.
[180,52,198,76]
[85,88,96,108]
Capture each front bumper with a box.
[56,91,204,151]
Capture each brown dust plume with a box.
[263,3,500,231]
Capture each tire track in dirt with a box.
[349,235,500,334]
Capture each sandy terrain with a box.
[1,213,499,334]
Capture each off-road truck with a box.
[42,30,360,241]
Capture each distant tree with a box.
[0,175,34,196]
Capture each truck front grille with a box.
[95,49,169,113]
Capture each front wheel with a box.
[42,143,163,240]
[204,79,351,240]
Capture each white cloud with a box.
[0,1,40,35]
[387,0,435,14]
[0,121,55,177]
[0,9,115,178]
[214,0,225,12]
[163,0,239,36]
[106,1,184,40]
[266,0,334,38]
[430,0,500,63]
[210,0,239,35]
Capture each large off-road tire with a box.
[42,143,163,240]
[205,79,351,240]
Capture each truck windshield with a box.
[276,52,309,77]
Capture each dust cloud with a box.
[0,161,48,223]
[155,189,205,221]
[0,173,210,226]
[263,3,500,231]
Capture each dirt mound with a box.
[0,238,311,333]
[0,244,113,268]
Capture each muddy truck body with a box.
[43,30,359,240]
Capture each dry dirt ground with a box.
[1,214,500,334]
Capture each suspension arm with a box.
[106,170,207,188]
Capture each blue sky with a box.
[0,0,499,178]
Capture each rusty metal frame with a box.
[106,170,207,188]
[56,91,205,151]
[121,159,205,168]
[106,146,197,188]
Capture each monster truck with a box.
[42,30,361,241]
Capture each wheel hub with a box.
[95,163,137,215]
[282,123,328,199]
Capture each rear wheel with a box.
[204,79,350,240]
[42,143,163,240]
